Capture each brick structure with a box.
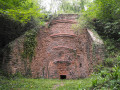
[2,14,104,79]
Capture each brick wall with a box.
[2,14,104,79]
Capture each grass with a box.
[0,77,61,90]
[0,73,108,90]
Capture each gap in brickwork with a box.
[60,75,66,79]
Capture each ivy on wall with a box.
[22,29,37,62]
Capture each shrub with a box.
[109,66,119,80]
[92,79,98,87]
[103,58,114,67]
[78,0,120,42]
[93,65,104,73]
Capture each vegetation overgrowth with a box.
[0,0,120,90]
[0,0,47,67]
[77,0,120,89]
[78,0,120,42]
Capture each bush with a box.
[103,58,114,67]
[78,0,120,42]
[109,66,119,80]
[93,65,104,73]
[92,79,98,87]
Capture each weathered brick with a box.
[2,14,104,79]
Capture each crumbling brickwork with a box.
[2,14,104,79]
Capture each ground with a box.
[0,74,109,90]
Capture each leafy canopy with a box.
[58,0,88,13]
[0,0,46,23]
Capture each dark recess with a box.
[60,75,66,79]
[0,15,37,68]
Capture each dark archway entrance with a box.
[60,75,66,79]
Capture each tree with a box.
[0,0,46,23]
[57,0,88,13]
[79,0,120,41]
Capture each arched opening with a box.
[79,63,82,67]
[60,75,66,79]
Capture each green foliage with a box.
[100,70,109,78]
[0,74,107,90]
[104,58,114,67]
[81,0,120,21]
[60,0,81,13]
[77,2,97,29]
[95,20,120,42]
[109,66,119,80]
[92,79,97,87]
[103,38,120,57]
[93,65,104,73]
[94,0,120,21]
[0,57,120,90]
[0,77,63,90]
[0,0,46,23]
[78,15,90,29]
[91,54,120,90]
[79,0,120,41]
[59,0,88,13]
[91,38,120,90]
[22,29,37,62]
[21,29,38,77]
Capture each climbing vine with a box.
[92,42,97,62]
[22,29,37,62]
[21,29,38,77]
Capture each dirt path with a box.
[52,82,64,90]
